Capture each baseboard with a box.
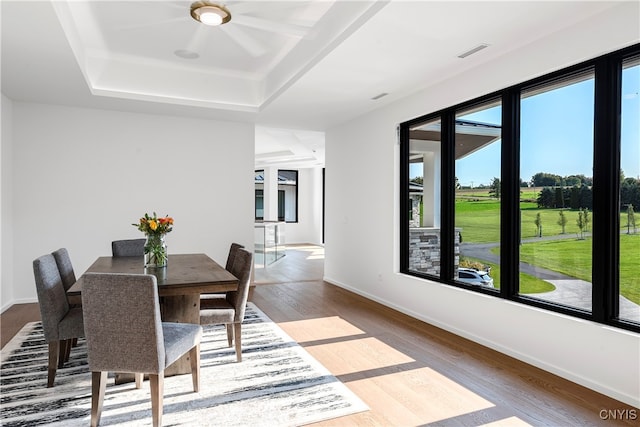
[1,297,38,314]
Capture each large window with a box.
[620,57,640,323]
[406,117,442,278]
[254,169,298,223]
[519,71,595,312]
[400,44,640,332]
[455,101,501,291]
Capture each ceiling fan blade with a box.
[231,14,311,38]
[115,16,187,32]
[221,25,268,57]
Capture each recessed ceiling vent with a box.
[457,43,489,59]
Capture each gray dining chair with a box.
[52,248,76,291]
[225,242,245,271]
[200,248,253,362]
[111,238,146,257]
[201,242,245,302]
[33,254,85,387]
[52,247,79,357]
[82,272,202,427]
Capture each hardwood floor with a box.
[2,245,637,426]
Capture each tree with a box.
[554,187,564,208]
[489,177,501,199]
[576,208,590,239]
[627,204,637,235]
[621,177,640,210]
[534,212,542,237]
[454,176,461,190]
[557,210,568,234]
[537,187,554,208]
[531,172,562,187]
[410,176,423,185]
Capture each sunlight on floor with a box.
[307,336,416,376]
[277,315,534,426]
[347,368,497,425]
[481,416,532,426]
[280,316,364,342]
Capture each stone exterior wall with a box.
[408,228,460,276]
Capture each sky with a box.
[413,64,640,187]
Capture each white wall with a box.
[285,167,323,245]
[4,102,254,307]
[324,3,639,408]
[1,94,14,308]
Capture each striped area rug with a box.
[0,303,368,426]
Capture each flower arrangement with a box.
[133,212,174,236]
[133,212,174,268]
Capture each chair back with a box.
[111,238,146,257]
[226,248,253,322]
[225,243,245,271]
[81,273,165,374]
[33,254,70,343]
[52,248,76,291]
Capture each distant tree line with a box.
[533,171,640,211]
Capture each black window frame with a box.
[278,169,299,223]
[399,43,639,333]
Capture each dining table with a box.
[67,253,239,380]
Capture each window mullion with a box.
[592,57,622,322]
[501,89,520,298]
[441,111,456,281]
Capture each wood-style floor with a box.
[2,244,637,426]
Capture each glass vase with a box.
[144,233,168,268]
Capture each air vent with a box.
[457,44,489,59]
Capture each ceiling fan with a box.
[117,1,321,58]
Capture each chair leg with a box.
[71,337,78,347]
[234,323,242,362]
[64,338,72,362]
[47,341,59,387]
[135,373,143,389]
[189,344,200,392]
[57,340,67,369]
[91,371,107,427]
[149,373,164,427]
[225,324,233,347]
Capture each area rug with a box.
[0,303,368,426]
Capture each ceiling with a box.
[1,1,628,169]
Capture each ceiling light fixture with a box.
[190,1,231,26]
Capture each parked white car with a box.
[457,267,494,288]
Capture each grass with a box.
[454,195,640,304]
[518,234,640,304]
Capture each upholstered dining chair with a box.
[52,248,76,291]
[52,247,79,357]
[81,272,202,427]
[225,242,245,271]
[201,242,245,302]
[111,238,146,257]
[32,254,85,387]
[200,248,253,362]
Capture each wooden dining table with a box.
[67,253,238,379]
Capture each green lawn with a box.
[519,234,640,304]
[455,197,640,304]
